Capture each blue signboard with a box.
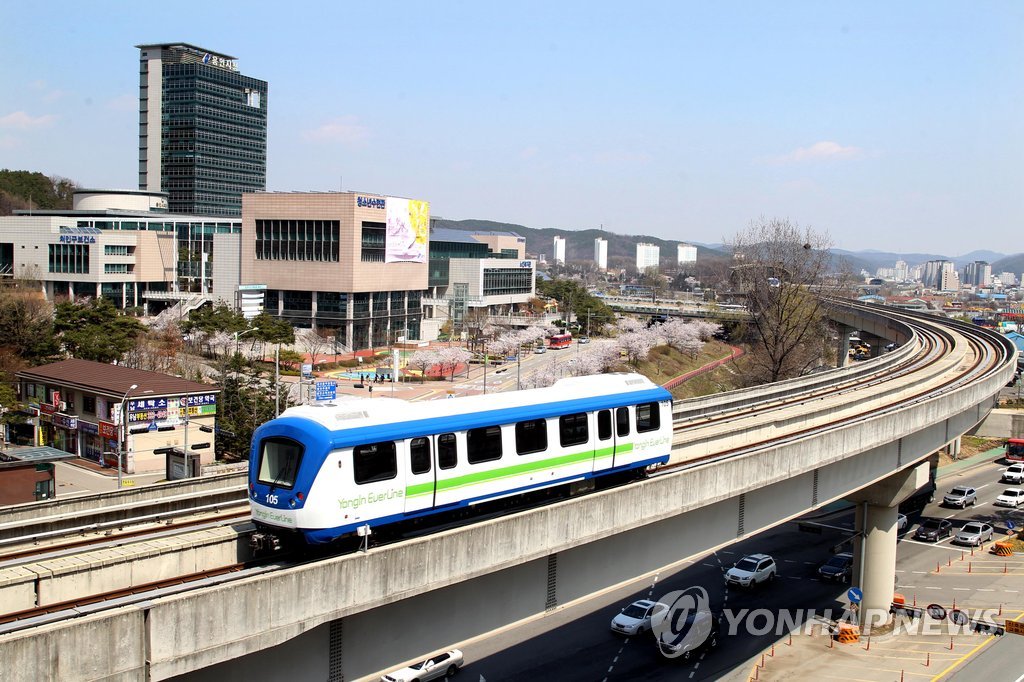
[847,587,863,604]
[315,381,337,401]
[1007,520,1016,531]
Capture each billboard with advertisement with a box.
[385,197,429,263]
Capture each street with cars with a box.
[430,454,1023,681]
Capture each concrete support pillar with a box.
[847,462,930,630]
[947,437,961,460]
[836,324,855,367]
[852,502,898,627]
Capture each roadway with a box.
[448,456,1024,682]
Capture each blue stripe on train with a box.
[300,453,670,544]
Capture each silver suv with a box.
[942,486,977,509]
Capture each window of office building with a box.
[255,219,339,262]
[361,222,385,262]
[482,267,532,297]
[48,244,90,274]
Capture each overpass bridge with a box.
[0,302,1016,682]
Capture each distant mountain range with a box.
[433,217,1024,275]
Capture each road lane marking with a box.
[929,613,1019,682]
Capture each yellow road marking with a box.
[930,612,1024,681]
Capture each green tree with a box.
[213,356,292,459]
[53,298,146,363]
[536,278,614,335]
[181,303,249,337]
[0,286,59,363]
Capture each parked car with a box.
[897,513,908,532]
[954,522,995,547]
[381,650,463,682]
[1002,463,1024,484]
[915,518,953,542]
[610,599,667,636]
[578,336,591,344]
[942,486,977,509]
[817,552,854,582]
[995,488,1024,508]
[724,553,777,588]
[533,345,547,354]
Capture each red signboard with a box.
[99,421,117,439]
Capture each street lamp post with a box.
[117,383,138,491]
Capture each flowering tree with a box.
[408,349,440,378]
[435,346,472,381]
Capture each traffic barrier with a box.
[993,541,1012,556]
[834,623,860,644]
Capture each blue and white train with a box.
[248,373,673,548]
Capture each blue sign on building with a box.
[315,381,337,401]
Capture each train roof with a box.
[277,373,666,432]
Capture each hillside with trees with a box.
[0,170,77,215]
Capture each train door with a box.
[597,409,614,471]
[403,436,436,514]
[613,406,631,468]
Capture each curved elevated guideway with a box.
[0,301,1016,682]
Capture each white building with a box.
[636,242,660,271]
[894,260,908,282]
[553,236,566,265]
[676,243,697,266]
[594,238,608,270]
[940,266,960,292]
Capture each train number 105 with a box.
[265,494,279,505]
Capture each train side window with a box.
[616,407,630,437]
[410,437,431,475]
[516,418,548,455]
[468,425,503,464]
[559,412,589,447]
[597,410,612,440]
[636,402,661,433]
[438,433,457,469]
[353,441,397,484]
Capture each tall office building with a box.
[137,43,268,217]
[553,236,566,265]
[594,238,608,270]
[963,261,992,288]
[636,243,659,271]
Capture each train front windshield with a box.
[258,437,303,489]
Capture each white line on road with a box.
[977,589,994,592]
[953,588,970,591]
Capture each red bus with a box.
[548,333,573,350]
[1006,438,1024,462]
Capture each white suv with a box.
[725,553,777,588]
[1002,463,1024,485]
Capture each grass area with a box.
[624,340,746,399]
[935,435,1005,467]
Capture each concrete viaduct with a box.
[0,302,1016,682]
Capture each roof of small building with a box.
[17,359,217,400]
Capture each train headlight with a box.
[289,498,297,508]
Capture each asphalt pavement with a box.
[437,447,1024,682]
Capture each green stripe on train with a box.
[405,442,635,498]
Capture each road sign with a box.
[315,381,337,401]
[301,363,313,378]
[1007,520,1016,530]
[847,587,862,604]
[926,604,947,620]
[948,609,969,626]
[1005,619,1024,636]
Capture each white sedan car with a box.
[995,488,1024,508]
[381,650,463,682]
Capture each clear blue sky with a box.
[2,1,1021,257]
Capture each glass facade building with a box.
[138,43,268,217]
